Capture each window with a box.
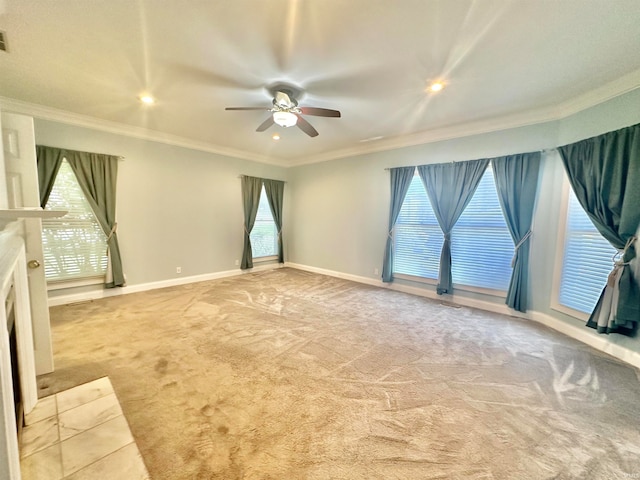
[556,185,617,314]
[41,159,108,282]
[250,185,278,259]
[393,173,442,279]
[393,164,513,292]
[451,167,514,291]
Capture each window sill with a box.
[394,273,438,286]
[452,283,507,298]
[47,276,105,291]
[550,302,590,322]
[393,273,507,298]
[252,255,278,264]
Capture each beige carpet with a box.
[38,268,640,479]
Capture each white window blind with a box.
[558,187,617,313]
[393,173,442,279]
[451,166,514,291]
[42,159,108,282]
[250,185,278,258]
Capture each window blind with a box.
[558,188,617,313]
[451,166,514,291]
[41,159,108,282]
[393,166,513,291]
[250,185,278,258]
[393,173,442,279]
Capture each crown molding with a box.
[554,68,640,119]
[0,96,290,168]
[293,68,640,166]
[2,68,639,168]
[293,104,562,166]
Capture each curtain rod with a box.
[383,148,557,170]
[37,144,124,160]
[238,174,287,183]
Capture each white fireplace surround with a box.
[0,221,38,480]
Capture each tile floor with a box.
[20,377,150,480]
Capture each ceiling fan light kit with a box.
[225,84,341,137]
[273,111,298,127]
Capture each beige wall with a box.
[34,120,289,293]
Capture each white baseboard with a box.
[284,262,515,316]
[285,262,384,288]
[527,311,640,370]
[48,263,283,307]
[285,262,640,370]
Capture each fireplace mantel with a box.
[0,208,67,219]
[0,222,39,479]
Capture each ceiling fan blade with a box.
[299,107,341,118]
[256,116,275,132]
[294,114,319,137]
[225,107,271,111]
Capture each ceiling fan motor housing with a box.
[274,90,298,109]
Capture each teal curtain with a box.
[264,179,285,263]
[35,146,65,207]
[417,159,489,294]
[241,175,263,270]
[36,146,125,288]
[559,123,640,335]
[382,166,415,282]
[492,152,541,312]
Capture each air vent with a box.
[0,31,8,52]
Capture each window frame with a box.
[551,177,588,320]
[550,175,615,321]
[392,165,512,297]
[449,164,514,293]
[391,171,442,281]
[46,276,105,291]
[249,185,278,260]
[41,158,109,287]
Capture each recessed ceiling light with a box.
[272,133,281,141]
[428,82,444,93]
[139,94,155,105]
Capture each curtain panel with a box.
[36,145,125,288]
[558,123,640,335]
[240,175,263,270]
[263,179,285,263]
[417,159,489,294]
[491,152,541,312]
[36,146,65,207]
[381,166,415,283]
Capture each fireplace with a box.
[6,286,23,439]
[0,224,39,479]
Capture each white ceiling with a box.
[1,0,640,167]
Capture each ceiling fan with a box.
[225,87,341,137]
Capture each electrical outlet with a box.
[235,259,240,266]
[176,267,181,274]
[374,268,379,276]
